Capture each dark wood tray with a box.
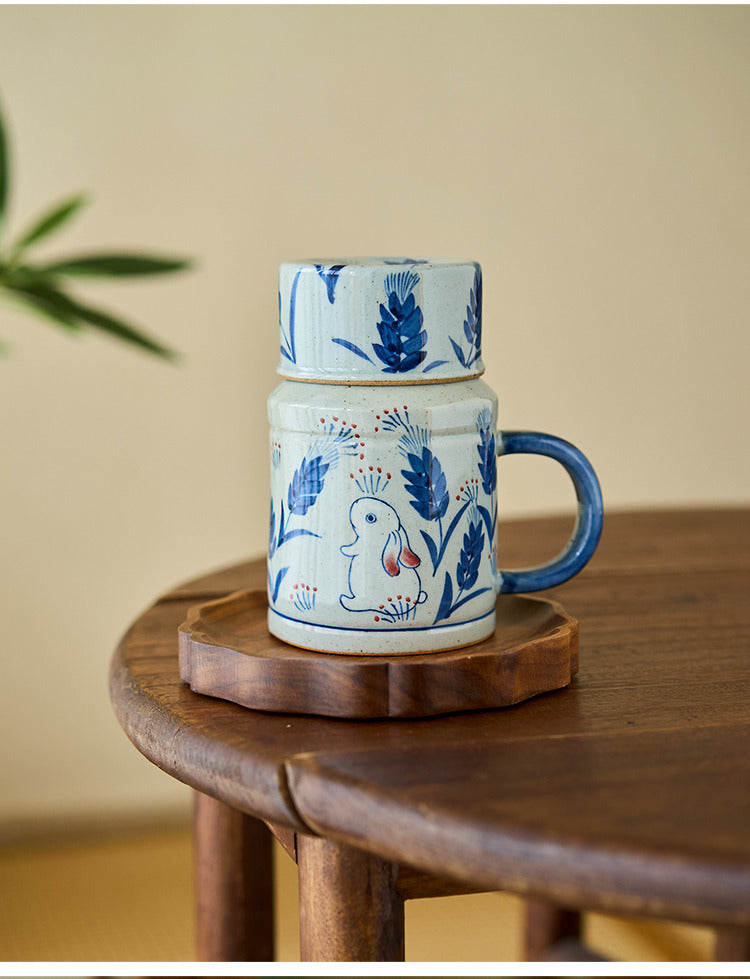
[178,590,578,719]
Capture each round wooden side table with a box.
[110,509,750,962]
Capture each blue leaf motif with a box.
[449,266,482,370]
[288,454,330,516]
[279,267,302,364]
[420,529,439,570]
[372,271,427,373]
[331,337,374,363]
[450,337,467,368]
[401,446,449,521]
[434,572,454,624]
[315,264,346,304]
[269,500,277,557]
[463,266,482,359]
[456,519,484,592]
[268,565,289,604]
[477,423,497,496]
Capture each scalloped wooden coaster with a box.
[178,590,578,719]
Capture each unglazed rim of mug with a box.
[276,370,484,385]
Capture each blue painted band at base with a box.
[268,605,495,633]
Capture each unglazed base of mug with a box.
[267,607,496,655]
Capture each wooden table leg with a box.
[193,791,274,961]
[524,899,600,961]
[297,834,404,961]
[714,926,750,961]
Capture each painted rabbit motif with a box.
[339,497,427,621]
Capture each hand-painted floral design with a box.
[289,582,318,612]
[449,264,482,370]
[476,410,496,495]
[373,270,426,373]
[280,264,346,365]
[332,269,448,375]
[456,517,484,592]
[351,466,392,495]
[434,511,492,624]
[474,407,498,546]
[314,264,345,304]
[287,455,330,516]
[377,404,496,625]
[279,267,302,365]
[402,446,449,521]
[382,405,470,575]
[268,418,359,605]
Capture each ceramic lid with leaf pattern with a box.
[277,258,483,383]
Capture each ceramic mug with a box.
[267,258,603,654]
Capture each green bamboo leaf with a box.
[49,288,177,359]
[3,274,176,358]
[0,99,8,240]
[3,279,85,333]
[41,253,192,277]
[10,192,88,256]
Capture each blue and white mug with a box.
[267,258,603,654]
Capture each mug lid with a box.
[277,257,483,383]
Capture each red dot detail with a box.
[360,453,364,460]
[374,616,380,622]
[320,417,325,423]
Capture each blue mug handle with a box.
[496,431,603,594]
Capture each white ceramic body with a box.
[277,259,484,384]
[268,378,500,654]
[267,257,603,654]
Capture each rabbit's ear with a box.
[398,527,420,568]
[382,532,401,577]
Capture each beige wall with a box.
[0,6,748,825]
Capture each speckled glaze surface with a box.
[268,258,603,655]
[277,257,484,383]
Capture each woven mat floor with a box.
[0,825,713,963]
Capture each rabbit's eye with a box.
[365,512,377,523]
